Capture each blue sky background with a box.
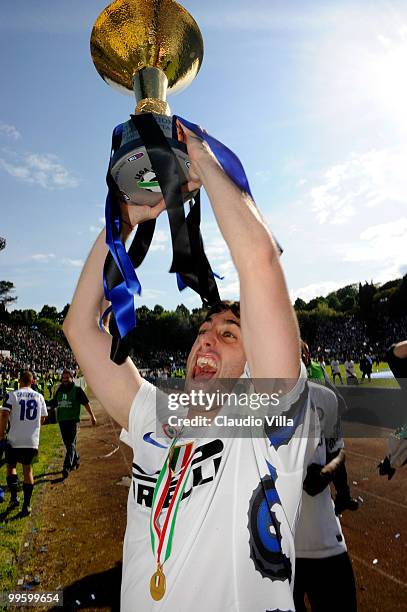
[1,0,407,312]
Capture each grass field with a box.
[325,361,399,388]
[0,423,63,599]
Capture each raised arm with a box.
[63,201,165,430]
[183,127,300,380]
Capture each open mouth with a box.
[193,355,218,380]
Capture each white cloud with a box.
[343,218,407,269]
[0,152,79,189]
[0,122,21,140]
[309,147,407,225]
[31,253,56,262]
[255,170,274,183]
[30,253,83,268]
[218,279,239,300]
[149,229,169,253]
[61,258,83,268]
[140,288,166,300]
[290,280,352,303]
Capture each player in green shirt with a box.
[50,369,96,478]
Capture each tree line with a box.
[1,275,406,351]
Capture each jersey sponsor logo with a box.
[127,152,144,162]
[247,470,292,583]
[143,431,167,449]
[134,167,150,181]
[133,439,224,508]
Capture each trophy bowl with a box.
[91,0,204,101]
[91,0,204,205]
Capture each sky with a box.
[1,0,407,312]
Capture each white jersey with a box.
[344,360,355,378]
[121,365,319,612]
[295,383,346,559]
[330,360,340,374]
[2,387,47,449]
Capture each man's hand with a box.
[303,463,331,496]
[120,198,166,233]
[177,122,220,194]
[91,414,97,427]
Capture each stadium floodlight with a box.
[0,237,5,251]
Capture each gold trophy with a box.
[90,0,220,373]
[90,0,204,205]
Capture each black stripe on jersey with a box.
[132,471,158,484]
[132,462,160,475]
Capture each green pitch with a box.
[325,361,399,388]
[0,424,64,600]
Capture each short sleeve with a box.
[125,380,157,451]
[77,387,89,405]
[277,361,308,413]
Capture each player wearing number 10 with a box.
[0,370,48,516]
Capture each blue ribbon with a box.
[174,116,254,198]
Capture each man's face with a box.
[186,310,246,386]
[61,372,72,385]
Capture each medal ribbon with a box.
[150,439,195,566]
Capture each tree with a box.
[389,274,407,317]
[38,305,59,321]
[58,304,70,322]
[0,237,6,251]
[9,309,37,325]
[358,282,376,319]
[294,298,307,311]
[0,280,17,310]
[307,296,327,311]
[175,304,190,319]
[153,305,164,316]
[326,293,341,311]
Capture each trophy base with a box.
[110,114,197,206]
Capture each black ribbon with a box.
[104,113,220,364]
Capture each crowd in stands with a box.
[132,349,188,372]
[2,315,407,387]
[308,315,407,362]
[0,322,76,377]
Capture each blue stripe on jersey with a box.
[265,385,309,449]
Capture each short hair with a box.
[19,370,33,386]
[62,368,73,378]
[203,300,240,324]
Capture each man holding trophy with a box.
[64,1,318,609]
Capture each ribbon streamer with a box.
[103,114,276,364]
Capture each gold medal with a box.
[150,565,166,601]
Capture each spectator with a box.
[49,369,96,478]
